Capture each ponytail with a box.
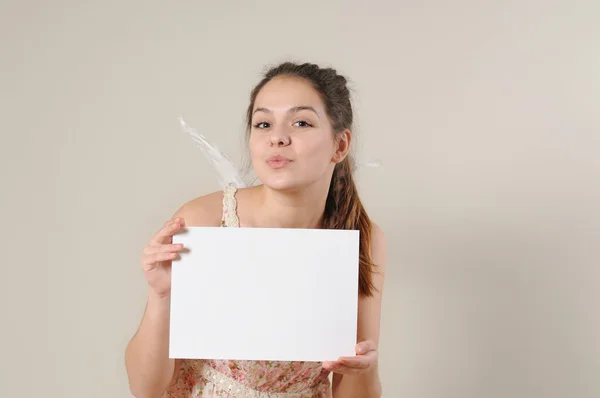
[322,157,377,297]
[244,61,377,296]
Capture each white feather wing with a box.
[178,117,247,189]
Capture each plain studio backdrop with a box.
[1,1,599,397]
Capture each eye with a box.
[293,120,313,128]
[253,121,270,129]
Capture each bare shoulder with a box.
[171,189,226,227]
[173,185,257,227]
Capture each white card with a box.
[169,226,359,362]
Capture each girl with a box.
[125,61,386,398]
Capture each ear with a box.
[332,129,352,164]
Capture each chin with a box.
[260,176,300,191]
[256,170,305,192]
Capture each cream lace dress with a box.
[164,185,332,398]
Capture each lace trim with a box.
[221,184,240,227]
[196,365,319,398]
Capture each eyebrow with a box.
[253,105,320,119]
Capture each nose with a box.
[269,130,291,147]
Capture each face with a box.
[248,76,350,191]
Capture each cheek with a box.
[248,134,264,157]
[300,134,336,162]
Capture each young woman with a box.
[125,62,387,398]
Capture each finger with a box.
[144,243,184,255]
[151,219,183,245]
[323,357,370,370]
[356,340,377,355]
[338,350,377,369]
[322,362,364,375]
[337,356,371,370]
[142,252,179,271]
[150,251,179,263]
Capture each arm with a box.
[125,205,190,398]
[125,194,222,397]
[125,293,180,398]
[331,223,387,398]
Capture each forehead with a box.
[253,76,324,110]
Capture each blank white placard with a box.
[169,226,359,362]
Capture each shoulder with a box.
[171,189,226,227]
[172,185,258,227]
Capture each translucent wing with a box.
[178,117,248,189]
[354,158,381,170]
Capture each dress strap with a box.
[221,184,240,227]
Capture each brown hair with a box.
[245,61,377,297]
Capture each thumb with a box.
[356,340,377,355]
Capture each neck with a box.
[251,181,331,229]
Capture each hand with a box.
[322,340,378,375]
[141,217,186,298]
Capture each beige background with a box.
[1,1,599,397]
